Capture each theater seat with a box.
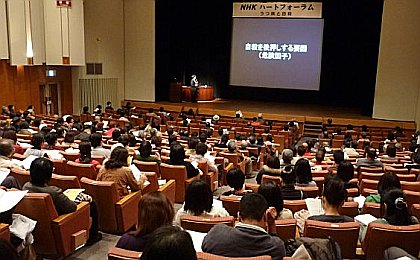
[275,219,297,241]
[261,175,282,186]
[197,252,272,259]
[160,163,200,203]
[66,161,98,180]
[198,160,218,192]
[303,220,360,259]
[180,215,235,233]
[80,177,141,234]
[0,224,10,241]
[284,200,307,214]
[338,201,359,218]
[220,195,241,218]
[50,174,81,190]
[108,247,141,260]
[14,193,90,259]
[9,167,31,187]
[141,171,176,203]
[362,222,420,260]
[133,160,160,177]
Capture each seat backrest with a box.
[50,174,81,190]
[220,195,241,217]
[61,152,79,162]
[338,201,359,218]
[403,190,420,207]
[52,159,67,175]
[180,215,235,233]
[359,167,384,173]
[303,220,360,259]
[133,160,160,177]
[197,252,272,260]
[9,168,31,187]
[411,204,420,220]
[362,202,381,218]
[91,155,105,165]
[275,219,297,241]
[0,224,10,241]
[401,181,420,192]
[397,174,417,182]
[80,177,119,233]
[160,163,190,203]
[219,152,239,167]
[261,175,282,186]
[360,172,383,181]
[108,247,141,260]
[15,193,59,257]
[67,161,98,180]
[295,186,318,198]
[360,179,378,193]
[142,172,159,195]
[284,200,307,213]
[385,166,408,174]
[362,222,420,260]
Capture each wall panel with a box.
[0,0,8,59]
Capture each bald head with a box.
[0,139,14,157]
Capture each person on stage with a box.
[190,74,199,103]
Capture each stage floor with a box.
[155,98,367,119]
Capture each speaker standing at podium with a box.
[190,74,199,103]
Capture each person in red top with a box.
[314,150,328,166]
[75,142,100,167]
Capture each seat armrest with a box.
[115,191,142,234]
[116,191,142,206]
[159,179,176,203]
[0,224,10,241]
[108,247,141,260]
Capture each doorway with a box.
[39,83,61,115]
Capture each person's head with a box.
[217,128,223,136]
[297,145,306,156]
[280,149,293,164]
[169,143,185,164]
[281,165,296,185]
[361,132,367,139]
[0,238,19,260]
[195,142,207,156]
[168,134,177,146]
[79,142,92,163]
[45,132,58,147]
[226,168,245,191]
[294,158,312,184]
[220,134,229,144]
[386,145,397,158]
[140,225,197,260]
[184,180,213,215]
[3,130,17,143]
[112,129,121,141]
[227,141,237,152]
[82,106,89,113]
[64,131,77,144]
[90,133,102,148]
[256,135,264,145]
[367,148,377,159]
[19,121,29,130]
[132,191,174,237]
[239,193,268,224]
[118,134,130,147]
[333,150,345,164]
[0,139,14,157]
[139,141,152,158]
[266,155,280,169]
[167,127,174,136]
[387,131,396,141]
[188,137,199,150]
[248,134,256,144]
[199,132,207,143]
[106,101,112,107]
[105,147,128,169]
[266,134,273,142]
[378,172,401,195]
[65,116,73,124]
[336,161,354,183]
[322,176,347,209]
[30,157,53,186]
[258,182,284,215]
[30,133,44,150]
[315,150,325,163]
[381,188,412,225]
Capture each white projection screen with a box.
[230,18,324,90]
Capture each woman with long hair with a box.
[116,191,174,252]
[75,142,100,167]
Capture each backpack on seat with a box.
[285,237,342,260]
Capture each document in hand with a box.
[0,189,28,213]
[354,214,377,226]
[0,168,10,184]
[63,189,85,201]
[305,198,324,216]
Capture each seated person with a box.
[141,225,197,260]
[116,191,174,252]
[0,238,19,260]
[2,130,24,155]
[356,148,383,170]
[336,161,358,191]
[226,141,253,178]
[256,155,282,184]
[294,158,317,187]
[280,148,294,167]
[23,133,44,157]
[189,143,218,174]
[174,180,229,225]
[308,176,353,223]
[202,193,286,259]
[360,189,419,242]
[0,140,21,189]
[214,134,229,148]
[23,157,101,244]
[280,165,307,200]
[258,182,293,220]
[75,142,100,167]
[168,143,199,179]
[382,145,397,160]
[327,150,345,174]
[90,133,111,159]
[313,150,328,167]
[137,141,161,164]
[365,172,401,203]
[222,168,248,196]
[97,147,146,197]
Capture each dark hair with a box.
[167,127,174,135]
[169,143,185,165]
[168,134,177,146]
[151,135,161,147]
[386,145,397,158]
[315,150,325,163]
[323,176,347,207]
[378,172,401,195]
[31,133,44,150]
[140,225,197,260]
[281,165,296,185]
[220,134,229,144]
[199,133,207,143]
[112,129,121,141]
[0,139,14,157]
[226,168,245,191]
[258,182,284,214]
[118,134,130,147]
[184,180,213,215]
[297,145,306,156]
[367,148,377,159]
[217,128,223,136]
[130,191,174,237]
[333,150,345,164]
[65,116,73,123]
[64,131,77,144]
[79,142,92,164]
[30,157,53,186]
[336,161,354,183]
[239,193,268,221]
[294,158,312,184]
[139,141,152,158]
[188,137,199,150]
[105,147,128,169]
[381,188,412,225]
[90,133,102,148]
[195,142,207,156]
[0,238,19,260]
[3,130,17,143]
[267,155,280,169]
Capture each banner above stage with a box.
[232,2,322,18]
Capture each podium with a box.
[181,85,214,102]
[169,82,182,102]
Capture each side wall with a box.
[373,0,420,128]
